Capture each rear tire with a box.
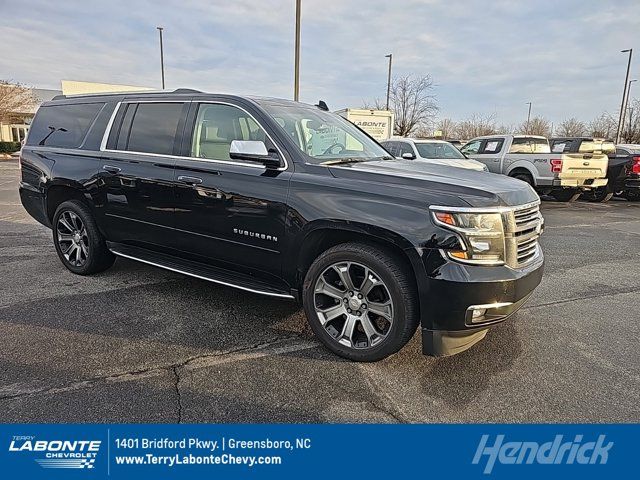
[550,189,581,202]
[582,187,613,203]
[302,242,419,362]
[53,200,115,275]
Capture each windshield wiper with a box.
[320,158,368,165]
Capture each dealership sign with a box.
[0,424,633,479]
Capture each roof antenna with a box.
[315,100,329,111]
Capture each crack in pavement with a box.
[172,366,183,424]
[523,286,640,310]
[0,336,319,403]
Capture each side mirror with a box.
[229,140,281,169]
[401,152,416,160]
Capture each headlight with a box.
[431,210,505,265]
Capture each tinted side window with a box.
[26,103,104,148]
[551,140,570,153]
[480,139,504,154]
[190,103,271,161]
[126,103,184,155]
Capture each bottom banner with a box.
[0,424,634,479]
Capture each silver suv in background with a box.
[381,138,488,171]
[461,134,609,202]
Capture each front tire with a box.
[303,242,419,362]
[624,190,640,201]
[550,189,581,202]
[53,200,115,275]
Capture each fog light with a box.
[471,308,487,320]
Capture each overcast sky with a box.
[1,0,638,126]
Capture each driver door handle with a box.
[177,175,203,185]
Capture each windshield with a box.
[415,142,466,160]
[259,103,391,164]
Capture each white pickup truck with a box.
[461,134,609,201]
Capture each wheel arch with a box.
[506,163,538,186]
[45,182,94,224]
[290,221,423,299]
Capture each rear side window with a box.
[26,103,104,148]
[551,140,570,153]
[509,137,550,153]
[125,103,185,155]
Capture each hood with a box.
[414,157,486,171]
[329,159,539,208]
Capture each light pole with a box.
[525,102,532,133]
[293,0,301,101]
[621,79,637,140]
[157,26,165,90]
[616,49,633,143]
[385,54,393,111]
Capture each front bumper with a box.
[410,248,544,356]
[623,177,640,191]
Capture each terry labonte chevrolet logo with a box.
[9,436,100,469]
[233,228,278,242]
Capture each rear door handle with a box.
[177,175,203,185]
[102,165,121,174]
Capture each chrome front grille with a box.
[504,202,543,267]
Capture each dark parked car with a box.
[19,89,544,361]
[612,145,640,201]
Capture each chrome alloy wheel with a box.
[56,211,89,267]
[313,261,394,349]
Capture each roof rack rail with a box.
[49,87,202,101]
[172,88,202,94]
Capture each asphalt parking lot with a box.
[1,158,639,423]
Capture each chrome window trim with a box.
[99,100,290,171]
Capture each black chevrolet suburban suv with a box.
[19,89,544,361]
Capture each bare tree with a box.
[433,118,456,139]
[387,74,438,136]
[556,117,586,137]
[588,113,617,139]
[518,116,552,137]
[621,99,640,143]
[361,98,385,110]
[0,80,36,123]
[454,113,497,140]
